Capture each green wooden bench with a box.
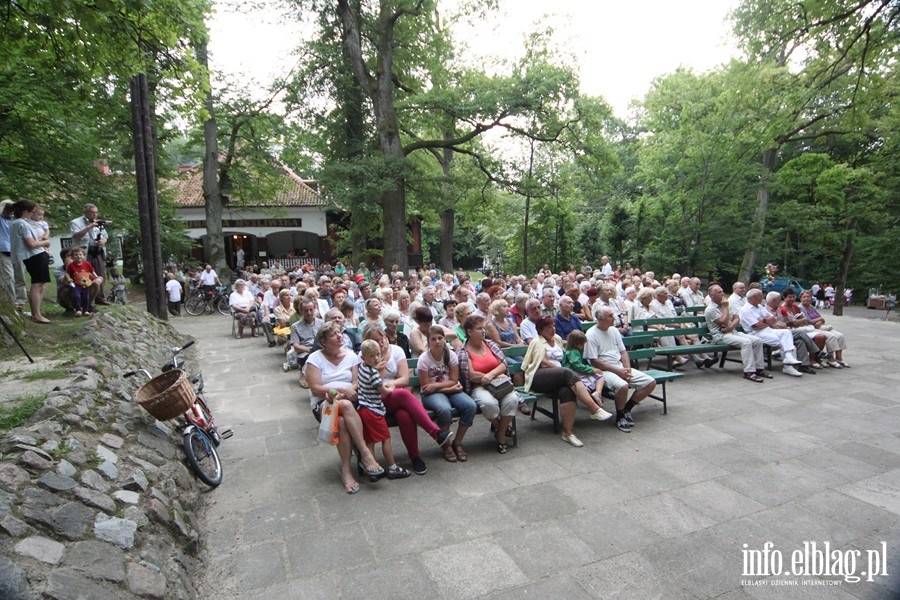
[513,340,683,433]
[630,314,735,371]
[679,305,707,314]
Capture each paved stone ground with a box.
[172,313,900,600]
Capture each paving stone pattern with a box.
[174,312,900,599]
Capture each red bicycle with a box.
[124,341,232,487]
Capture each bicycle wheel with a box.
[216,296,230,316]
[183,427,223,487]
[184,296,205,316]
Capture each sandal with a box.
[442,445,458,462]
[743,372,764,383]
[340,472,360,494]
[518,403,531,416]
[357,463,386,482]
[453,443,468,462]
[496,441,508,454]
[387,466,411,479]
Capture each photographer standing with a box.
[69,203,109,305]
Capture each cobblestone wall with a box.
[0,308,207,600]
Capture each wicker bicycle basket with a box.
[134,369,194,421]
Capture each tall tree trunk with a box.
[439,209,454,272]
[197,40,226,274]
[130,74,166,319]
[381,181,406,271]
[738,147,777,283]
[832,230,854,316]
[439,138,454,272]
[373,69,407,271]
[339,41,368,269]
[338,0,408,272]
[522,139,535,275]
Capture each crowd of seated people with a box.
[199,259,853,493]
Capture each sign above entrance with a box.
[184,218,303,229]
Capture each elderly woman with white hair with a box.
[375,286,396,310]
[229,279,259,338]
[358,296,384,332]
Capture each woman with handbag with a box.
[456,315,519,454]
[418,326,477,462]
[304,322,386,494]
[520,317,613,447]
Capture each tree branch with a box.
[389,0,425,28]
[392,74,416,94]
[336,0,376,94]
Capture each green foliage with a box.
[0,0,209,202]
[0,395,43,432]
[50,444,72,459]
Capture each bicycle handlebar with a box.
[123,369,152,381]
[172,340,195,354]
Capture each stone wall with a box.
[0,308,209,600]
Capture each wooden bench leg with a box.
[530,395,561,433]
[551,398,560,434]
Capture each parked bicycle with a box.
[124,340,232,487]
[110,285,128,305]
[184,285,230,316]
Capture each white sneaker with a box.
[783,352,801,365]
[561,433,584,447]
[590,408,614,421]
[783,365,803,377]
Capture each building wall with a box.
[180,206,328,238]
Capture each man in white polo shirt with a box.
[739,288,803,377]
[584,307,656,433]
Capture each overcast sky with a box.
[208,0,741,117]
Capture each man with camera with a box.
[69,203,109,305]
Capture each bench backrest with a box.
[628,348,656,361]
[632,315,706,326]
[622,334,655,348]
[502,345,528,358]
[631,315,710,339]
[679,305,707,314]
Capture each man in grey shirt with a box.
[705,284,769,383]
[286,299,323,387]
